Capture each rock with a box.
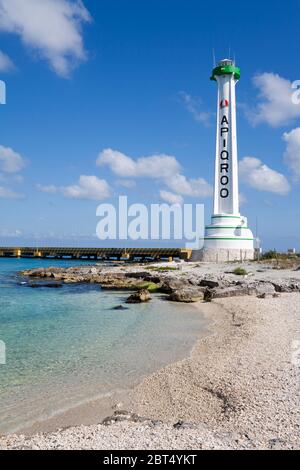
[126,289,151,303]
[199,279,219,289]
[28,283,63,288]
[206,281,275,300]
[125,272,150,279]
[101,279,147,290]
[159,277,191,293]
[63,276,85,284]
[173,420,198,430]
[254,281,275,297]
[102,411,149,426]
[268,438,286,450]
[22,268,47,278]
[111,305,129,310]
[89,267,100,275]
[257,293,266,299]
[206,286,253,300]
[168,287,205,303]
[271,280,300,293]
[143,275,162,284]
[50,273,64,280]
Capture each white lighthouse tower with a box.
[200,59,254,262]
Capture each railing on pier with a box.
[0,247,192,261]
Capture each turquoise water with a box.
[0,259,206,434]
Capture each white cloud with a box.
[247,73,300,127]
[36,184,59,194]
[98,148,212,200]
[159,190,183,205]
[178,92,212,126]
[239,156,290,195]
[115,179,136,189]
[283,128,300,181]
[0,186,24,199]
[62,175,110,200]
[0,49,14,71]
[0,145,26,173]
[0,0,91,77]
[37,175,111,201]
[97,148,180,179]
[165,173,212,198]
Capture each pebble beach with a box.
[1,261,300,450]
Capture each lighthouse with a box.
[200,59,254,262]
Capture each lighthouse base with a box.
[195,247,254,262]
[193,214,255,262]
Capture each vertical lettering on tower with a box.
[219,99,229,199]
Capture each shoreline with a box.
[1,292,299,449]
[1,261,300,449]
[128,293,300,448]
[3,299,208,438]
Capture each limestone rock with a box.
[159,277,191,293]
[254,282,275,297]
[126,289,151,303]
[199,279,219,289]
[28,282,63,289]
[168,287,205,303]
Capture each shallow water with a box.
[0,258,206,434]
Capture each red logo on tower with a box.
[220,99,229,108]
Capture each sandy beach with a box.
[0,261,300,449]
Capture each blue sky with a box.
[0,0,300,250]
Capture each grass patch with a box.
[148,266,178,272]
[232,267,248,276]
[137,281,160,292]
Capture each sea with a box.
[0,258,206,434]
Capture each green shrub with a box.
[232,267,248,276]
[149,266,178,272]
[138,282,160,292]
[262,250,278,260]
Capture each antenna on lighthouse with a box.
[212,48,216,67]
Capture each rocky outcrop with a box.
[204,281,276,301]
[199,279,219,289]
[168,287,205,303]
[271,280,300,293]
[20,265,300,304]
[28,282,63,289]
[254,282,276,297]
[159,277,191,294]
[126,290,151,304]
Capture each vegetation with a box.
[148,266,178,272]
[261,250,278,260]
[232,267,248,276]
[137,281,160,292]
